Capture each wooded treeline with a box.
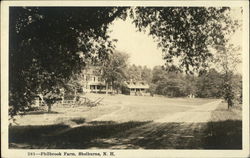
[121,64,242,102]
[97,50,242,103]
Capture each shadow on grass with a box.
[203,120,242,149]
[71,118,86,124]
[19,106,60,116]
[9,121,150,149]
[9,120,242,149]
[21,111,60,115]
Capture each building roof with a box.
[125,81,149,89]
[88,81,105,86]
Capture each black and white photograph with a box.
[1,1,249,158]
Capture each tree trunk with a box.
[48,104,52,113]
[111,82,113,94]
[62,91,65,104]
[106,83,108,95]
[224,72,234,110]
[227,97,233,109]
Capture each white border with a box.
[242,1,250,156]
[1,1,249,158]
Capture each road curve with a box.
[155,100,222,123]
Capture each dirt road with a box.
[10,95,229,149]
[13,95,219,125]
[92,97,221,123]
[88,100,222,149]
[155,100,222,123]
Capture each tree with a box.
[126,64,142,81]
[131,7,238,73]
[141,66,153,84]
[9,7,128,115]
[195,68,224,98]
[131,7,241,107]
[213,44,242,108]
[151,66,187,97]
[101,51,129,94]
[184,74,197,97]
[211,8,242,108]
[151,66,165,82]
[232,74,242,104]
[126,65,152,83]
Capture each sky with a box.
[108,8,243,72]
[108,18,165,69]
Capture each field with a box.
[9,94,242,149]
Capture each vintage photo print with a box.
[1,0,249,158]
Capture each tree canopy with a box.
[9,7,127,115]
[131,7,239,73]
[126,65,152,83]
[150,66,241,100]
[195,68,224,98]
[9,7,240,115]
[101,51,129,93]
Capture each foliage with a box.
[9,7,128,115]
[150,66,242,99]
[220,71,242,108]
[151,66,187,97]
[101,51,129,93]
[131,7,242,107]
[126,64,142,81]
[62,74,84,99]
[195,68,224,98]
[211,12,242,108]
[131,7,237,73]
[126,64,152,83]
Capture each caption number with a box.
[28,152,36,156]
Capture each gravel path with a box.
[10,97,228,149]
[155,100,222,123]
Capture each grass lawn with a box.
[9,95,242,149]
[202,102,242,149]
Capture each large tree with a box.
[213,44,242,108]
[195,68,224,98]
[9,7,127,114]
[132,7,241,107]
[151,66,187,97]
[131,7,239,73]
[101,51,129,94]
[126,65,152,83]
[126,64,142,81]
[211,9,242,108]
